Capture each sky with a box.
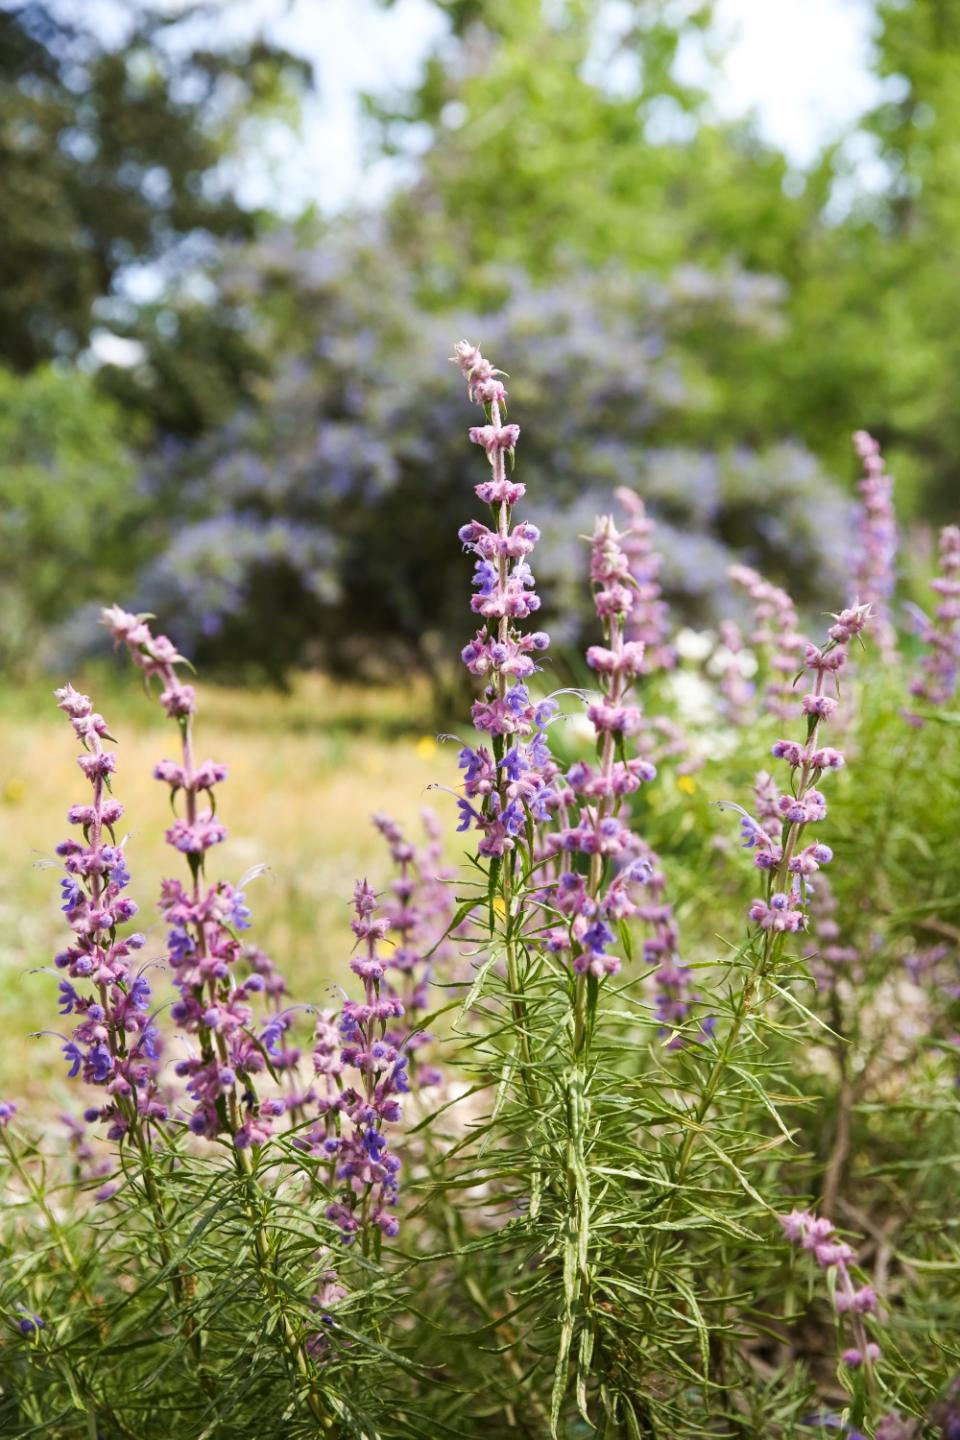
[208,0,886,214]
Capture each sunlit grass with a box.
[0,669,459,1102]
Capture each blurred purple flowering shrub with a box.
[104,231,854,683]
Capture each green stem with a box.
[233,1146,338,1434]
[127,1127,207,1370]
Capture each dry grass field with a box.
[0,669,459,1103]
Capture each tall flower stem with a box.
[491,391,540,1110]
[452,344,552,1111]
[50,686,204,1360]
[233,1144,338,1434]
[652,604,871,1312]
[101,611,335,1434]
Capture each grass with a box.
[0,667,459,1102]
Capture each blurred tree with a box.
[6,0,958,681]
[0,365,148,669]
[371,0,960,518]
[375,0,814,285]
[0,0,310,429]
[845,0,960,513]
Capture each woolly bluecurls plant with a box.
[738,605,870,935]
[578,516,709,1047]
[452,343,664,986]
[613,486,676,677]
[729,562,809,721]
[0,612,433,1435]
[442,342,902,1436]
[611,485,696,770]
[44,683,215,1355]
[852,430,898,663]
[100,607,289,1152]
[780,1210,881,1374]
[294,879,406,1252]
[441,343,876,1434]
[905,524,960,723]
[372,809,454,1089]
[50,684,164,1145]
[448,343,672,1428]
[713,616,756,725]
[7,336,960,1437]
[778,1209,916,1440]
[0,683,305,1429]
[98,607,419,1425]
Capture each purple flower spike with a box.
[724,584,870,935]
[49,686,165,1139]
[904,524,960,724]
[780,1209,882,1381]
[451,345,709,1043]
[852,430,898,662]
[298,882,406,1245]
[450,341,560,860]
[371,810,457,1090]
[101,608,288,1147]
[614,487,676,676]
[729,564,807,720]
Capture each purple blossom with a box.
[451,341,560,859]
[852,430,898,662]
[713,620,755,725]
[726,598,870,935]
[15,1307,44,1337]
[563,516,707,1034]
[102,608,287,1148]
[904,525,960,724]
[728,564,808,720]
[780,1209,882,1377]
[49,685,165,1137]
[297,881,406,1245]
[615,486,676,675]
[451,348,707,1040]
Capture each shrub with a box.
[2,342,959,1438]
[119,231,852,687]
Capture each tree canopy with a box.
[0,0,309,425]
[2,0,958,677]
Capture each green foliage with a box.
[376,0,960,519]
[383,656,960,1436]
[383,0,805,281]
[0,366,148,669]
[0,1124,410,1438]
